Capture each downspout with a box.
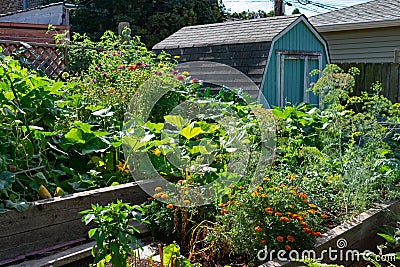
[23,0,28,10]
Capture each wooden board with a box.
[0,181,151,264]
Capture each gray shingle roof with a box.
[310,0,400,27]
[153,15,301,50]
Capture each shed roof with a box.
[153,15,302,50]
[310,0,400,31]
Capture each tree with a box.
[59,0,226,48]
[292,8,301,14]
[226,9,274,20]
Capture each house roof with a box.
[153,15,302,50]
[310,0,400,31]
[0,2,74,25]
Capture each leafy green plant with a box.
[148,242,198,267]
[81,200,146,267]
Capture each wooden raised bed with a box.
[262,199,400,267]
[0,180,151,265]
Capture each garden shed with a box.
[153,14,330,107]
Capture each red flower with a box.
[128,65,138,71]
[276,236,284,242]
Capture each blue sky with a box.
[223,0,372,17]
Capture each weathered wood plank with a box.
[390,63,399,103]
[0,181,152,262]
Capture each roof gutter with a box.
[315,18,400,32]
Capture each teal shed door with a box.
[277,51,322,106]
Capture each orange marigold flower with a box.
[221,208,229,215]
[276,236,284,242]
[147,197,153,201]
[300,221,308,227]
[263,177,270,181]
[177,180,184,184]
[303,199,309,203]
[307,209,316,214]
[183,200,190,205]
[286,212,292,216]
[289,205,295,209]
[166,204,173,209]
[252,191,259,197]
[285,245,291,251]
[315,231,323,237]
[297,216,304,221]
[261,239,267,245]
[287,235,294,242]
[161,194,169,199]
[309,203,317,208]
[290,189,296,194]
[218,203,225,207]
[153,193,163,198]
[303,228,311,234]
[280,217,290,223]
[321,214,328,219]
[291,214,299,219]
[254,226,262,232]
[280,183,286,188]
[155,187,162,191]
[256,186,263,191]
[287,174,295,181]
[237,186,243,190]
[275,212,282,217]
[265,207,273,212]
[261,193,267,198]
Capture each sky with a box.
[223,0,372,17]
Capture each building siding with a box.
[262,21,329,106]
[321,26,400,63]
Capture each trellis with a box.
[0,40,66,77]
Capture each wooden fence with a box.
[0,40,66,77]
[338,63,400,103]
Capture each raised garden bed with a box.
[0,181,151,266]
[6,199,400,267]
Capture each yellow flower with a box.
[254,226,262,232]
[117,161,129,173]
[287,174,295,180]
[308,203,317,208]
[183,200,190,205]
[174,55,180,59]
[263,177,270,181]
[151,148,161,156]
[182,71,189,76]
[261,193,267,198]
[252,191,259,197]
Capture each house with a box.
[0,0,47,15]
[153,14,330,107]
[310,0,400,64]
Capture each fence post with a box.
[118,22,131,43]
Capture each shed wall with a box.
[321,26,400,63]
[262,21,329,106]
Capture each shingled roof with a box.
[153,15,301,50]
[310,0,400,31]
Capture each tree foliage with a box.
[56,0,226,48]
[226,9,274,20]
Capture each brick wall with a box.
[0,0,47,14]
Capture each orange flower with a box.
[287,174,295,181]
[218,203,225,207]
[177,180,184,184]
[147,197,153,201]
[166,204,173,209]
[155,187,162,191]
[290,189,296,194]
[261,193,267,198]
[161,193,169,199]
[261,239,267,245]
[286,212,292,216]
[276,236,284,242]
[287,235,294,242]
[303,199,309,203]
[321,214,328,219]
[280,183,286,188]
[256,185,263,191]
[265,207,273,212]
[153,193,163,198]
[237,186,243,190]
[183,200,190,205]
[285,245,291,251]
[279,217,290,223]
[297,216,304,221]
[291,214,299,219]
[289,205,295,209]
[252,191,259,197]
[254,226,262,232]
[263,177,270,181]
[128,65,137,71]
[300,221,308,227]
[221,208,229,215]
[275,212,282,217]
[298,192,307,199]
[303,228,311,234]
[309,203,317,208]
[307,209,316,214]
[315,231,323,237]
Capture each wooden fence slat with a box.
[390,63,399,102]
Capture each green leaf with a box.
[145,121,164,133]
[377,233,396,244]
[4,200,30,212]
[65,128,85,144]
[180,126,203,140]
[81,137,109,155]
[92,106,114,117]
[74,121,93,133]
[122,136,146,151]
[164,115,187,130]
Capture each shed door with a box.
[277,52,322,107]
